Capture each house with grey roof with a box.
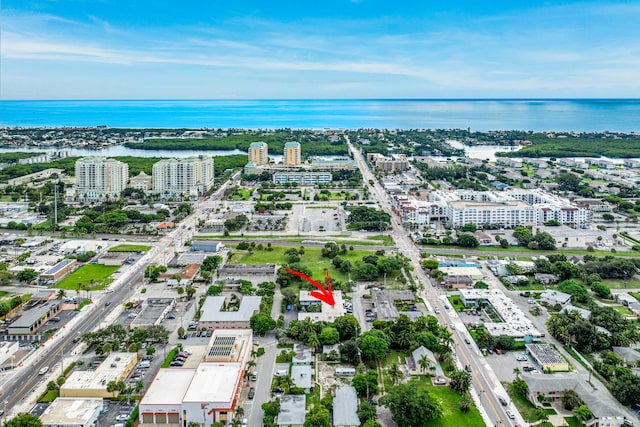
[560,305,591,320]
[333,386,360,427]
[523,373,626,425]
[612,347,640,366]
[409,346,440,376]
[277,395,306,427]
[291,365,313,393]
[540,290,572,308]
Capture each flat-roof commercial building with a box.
[130,298,176,328]
[61,352,137,398]
[198,296,262,330]
[276,395,306,427]
[333,386,360,427]
[273,171,332,185]
[39,258,77,283]
[525,344,569,372]
[40,398,103,427]
[459,289,543,341]
[8,300,62,334]
[298,290,345,323]
[140,330,252,426]
[248,142,269,165]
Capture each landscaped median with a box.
[108,244,152,253]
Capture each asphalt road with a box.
[348,139,518,427]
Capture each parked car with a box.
[248,387,255,399]
[434,378,446,385]
[116,414,129,422]
[495,348,502,355]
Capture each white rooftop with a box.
[183,362,243,405]
[141,368,195,405]
[200,296,262,322]
[298,290,345,323]
[40,398,103,426]
[460,288,543,339]
[62,352,137,391]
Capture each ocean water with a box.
[1,99,639,132]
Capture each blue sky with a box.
[2,0,639,99]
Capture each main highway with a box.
[348,138,520,427]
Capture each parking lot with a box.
[483,350,534,382]
[301,207,342,232]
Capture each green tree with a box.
[573,405,593,424]
[334,315,361,340]
[561,388,582,410]
[3,413,43,427]
[318,327,340,345]
[457,234,479,248]
[185,286,196,299]
[16,269,38,283]
[352,370,379,397]
[250,312,276,335]
[380,382,443,426]
[304,404,330,427]
[358,329,390,360]
[591,282,611,299]
[388,362,403,385]
[449,370,472,394]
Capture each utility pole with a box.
[54,180,58,226]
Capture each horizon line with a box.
[2,97,640,102]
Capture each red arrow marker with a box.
[282,269,336,306]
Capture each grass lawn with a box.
[447,295,465,312]
[413,381,484,427]
[603,278,640,289]
[230,188,252,201]
[108,244,152,252]
[564,417,583,427]
[504,382,551,423]
[55,264,119,290]
[229,246,393,283]
[367,235,394,246]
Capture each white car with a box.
[241,418,248,427]
[516,355,528,361]
[116,415,129,422]
[434,378,446,385]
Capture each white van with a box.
[139,360,151,369]
[39,366,49,375]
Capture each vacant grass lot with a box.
[401,379,484,427]
[55,264,119,290]
[229,246,399,283]
[108,244,151,252]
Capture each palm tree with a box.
[247,360,256,371]
[419,355,434,374]
[513,367,521,379]
[57,289,66,300]
[234,407,244,420]
[106,380,118,398]
[307,333,320,352]
[388,362,403,385]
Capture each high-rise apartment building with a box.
[248,142,269,165]
[152,155,214,197]
[283,141,301,166]
[74,157,129,202]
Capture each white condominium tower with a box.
[74,157,129,201]
[152,155,214,197]
[283,141,301,165]
[248,142,269,165]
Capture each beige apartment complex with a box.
[283,141,301,165]
[248,141,269,165]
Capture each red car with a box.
[495,348,502,355]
